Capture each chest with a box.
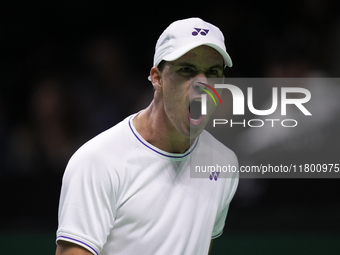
[113,158,220,233]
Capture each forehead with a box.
[172,45,224,67]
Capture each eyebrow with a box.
[174,62,224,70]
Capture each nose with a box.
[192,72,208,91]
[194,82,206,92]
[194,72,208,84]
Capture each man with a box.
[56,17,238,255]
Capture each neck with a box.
[133,101,193,154]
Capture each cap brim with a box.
[162,42,232,67]
[148,42,232,81]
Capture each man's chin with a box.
[189,111,214,137]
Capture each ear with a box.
[150,66,162,91]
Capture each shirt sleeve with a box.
[56,150,118,255]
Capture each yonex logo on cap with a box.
[192,28,209,36]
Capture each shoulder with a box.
[76,115,135,156]
[64,115,137,179]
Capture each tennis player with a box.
[56,17,238,255]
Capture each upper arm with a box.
[56,152,118,254]
[56,240,93,255]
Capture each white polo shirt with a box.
[56,114,238,255]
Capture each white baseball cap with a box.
[152,17,232,70]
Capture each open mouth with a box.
[189,98,204,125]
[190,100,202,119]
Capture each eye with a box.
[179,66,195,74]
[207,69,221,77]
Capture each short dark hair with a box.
[157,60,166,72]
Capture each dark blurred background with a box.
[1,1,340,254]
